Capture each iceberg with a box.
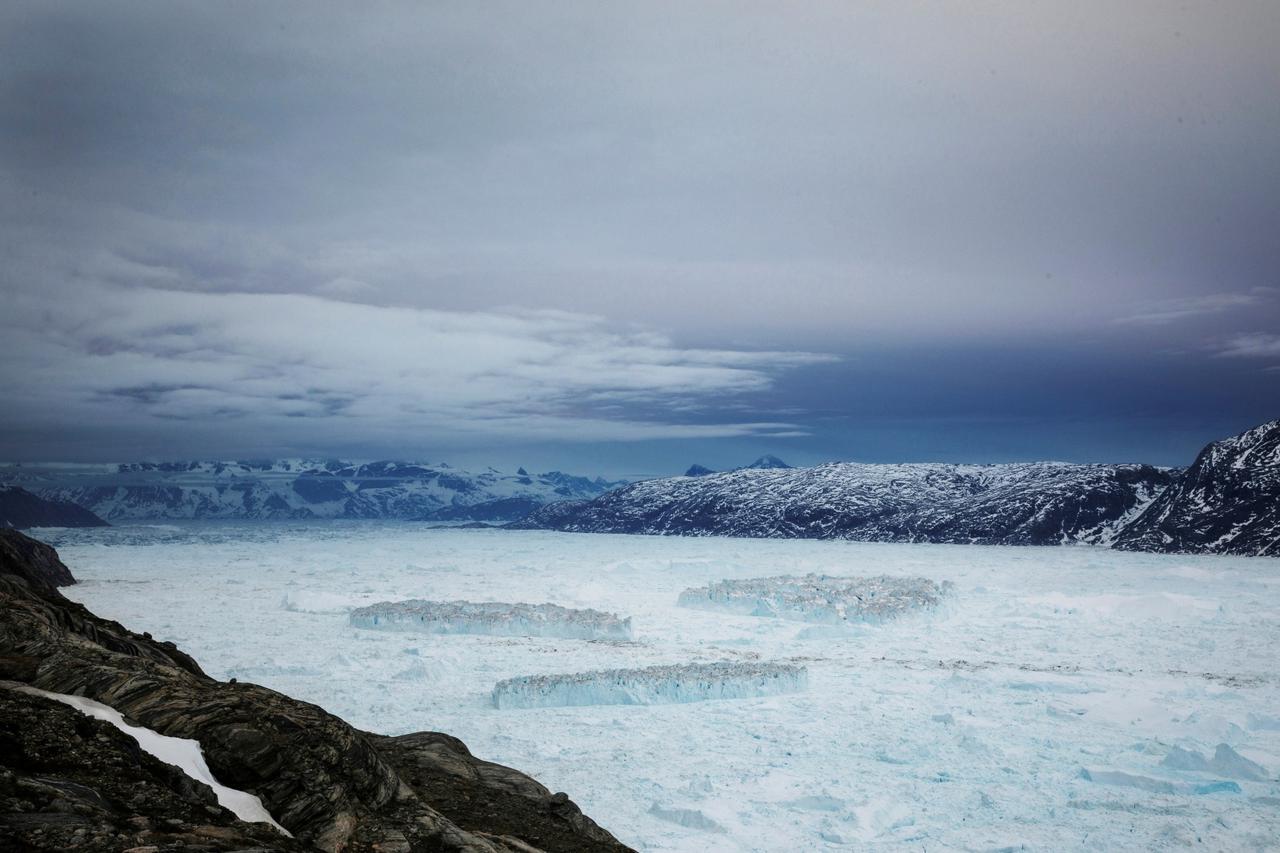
[492,661,808,709]
[678,573,949,624]
[349,599,632,640]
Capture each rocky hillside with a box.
[1114,419,1280,556]
[512,461,1174,546]
[0,528,632,853]
[0,485,108,529]
[1,460,620,523]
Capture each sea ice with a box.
[492,661,808,709]
[349,599,632,640]
[46,523,1280,852]
[677,573,949,624]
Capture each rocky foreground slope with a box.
[0,529,632,853]
[1114,418,1280,556]
[1,459,620,523]
[513,461,1174,546]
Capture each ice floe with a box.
[492,661,808,709]
[677,573,949,624]
[350,599,632,640]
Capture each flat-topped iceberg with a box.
[492,661,807,709]
[678,574,949,624]
[349,599,632,640]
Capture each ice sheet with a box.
[46,521,1280,852]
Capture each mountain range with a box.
[0,460,622,523]
[3,420,1276,556]
[515,419,1280,557]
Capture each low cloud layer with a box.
[1,281,831,455]
[1,1,1277,467]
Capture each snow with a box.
[351,599,633,640]
[677,574,948,624]
[6,683,290,835]
[42,521,1280,852]
[492,661,807,708]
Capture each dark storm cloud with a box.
[1,1,1277,466]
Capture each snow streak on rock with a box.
[350,599,633,640]
[677,574,950,624]
[491,661,808,709]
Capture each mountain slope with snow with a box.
[1113,419,1280,556]
[512,461,1174,546]
[0,460,621,522]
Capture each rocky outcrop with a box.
[0,486,107,530]
[512,461,1174,546]
[0,529,633,853]
[1114,419,1280,556]
[0,529,77,591]
[0,685,310,852]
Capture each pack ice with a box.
[677,573,949,624]
[349,599,633,640]
[492,661,808,709]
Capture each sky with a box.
[2,1,1278,478]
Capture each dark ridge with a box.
[0,486,108,530]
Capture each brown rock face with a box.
[0,529,634,853]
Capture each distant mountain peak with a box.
[742,455,791,470]
[684,464,716,477]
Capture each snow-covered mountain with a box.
[0,460,622,522]
[511,461,1175,546]
[1113,419,1280,556]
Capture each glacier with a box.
[677,573,949,624]
[41,522,1280,852]
[492,661,808,709]
[350,599,633,640]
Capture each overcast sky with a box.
[2,1,1278,476]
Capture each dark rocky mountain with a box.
[1,460,622,522]
[0,528,632,853]
[0,485,108,529]
[1114,419,1280,556]
[684,464,716,477]
[512,461,1175,546]
[422,497,544,522]
[741,455,791,470]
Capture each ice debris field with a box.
[44,522,1280,851]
